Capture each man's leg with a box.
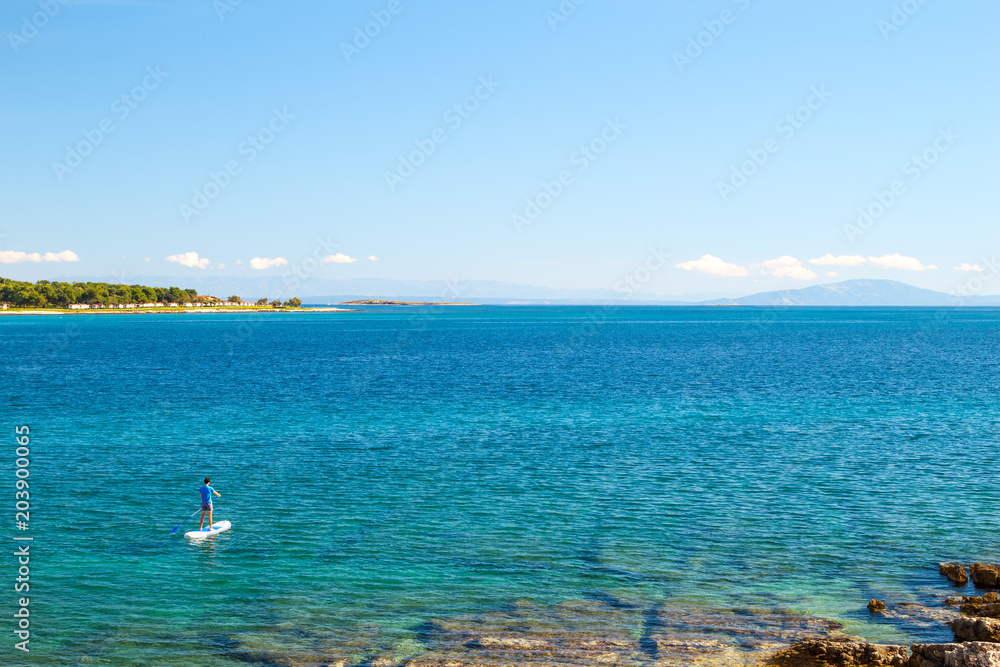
[199,509,206,530]
[207,506,213,529]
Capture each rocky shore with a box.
[219,562,1000,667]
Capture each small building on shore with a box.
[68,304,90,310]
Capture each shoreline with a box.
[0,307,360,315]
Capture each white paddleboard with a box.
[184,520,231,539]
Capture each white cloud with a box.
[44,250,80,262]
[826,271,839,277]
[320,253,358,264]
[143,256,151,262]
[166,251,211,269]
[367,255,379,262]
[0,250,80,264]
[808,254,867,266]
[0,252,41,264]
[249,256,288,270]
[757,256,817,280]
[868,254,937,271]
[955,263,984,272]
[217,263,226,270]
[675,254,748,277]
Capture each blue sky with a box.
[1,0,997,297]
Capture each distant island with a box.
[339,299,477,306]
[0,277,304,311]
[696,279,1000,307]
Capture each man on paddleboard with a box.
[199,477,221,531]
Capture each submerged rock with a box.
[909,642,1000,667]
[220,622,386,667]
[403,599,844,667]
[408,598,646,666]
[219,594,987,666]
[870,600,888,613]
[643,605,843,666]
[765,637,908,666]
[876,601,960,643]
[940,564,970,586]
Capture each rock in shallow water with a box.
[971,565,1000,589]
[910,642,1000,667]
[765,637,908,666]
[940,564,970,586]
[960,595,1000,618]
[951,617,1000,643]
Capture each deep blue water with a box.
[2,307,999,665]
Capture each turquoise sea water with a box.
[3,306,1000,665]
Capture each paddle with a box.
[170,508,202,535]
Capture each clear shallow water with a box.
[2,306,999,665]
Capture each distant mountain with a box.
[700,279,1000,307]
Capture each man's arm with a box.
[213,490,221,497]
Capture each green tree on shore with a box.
[0,277,300,310]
